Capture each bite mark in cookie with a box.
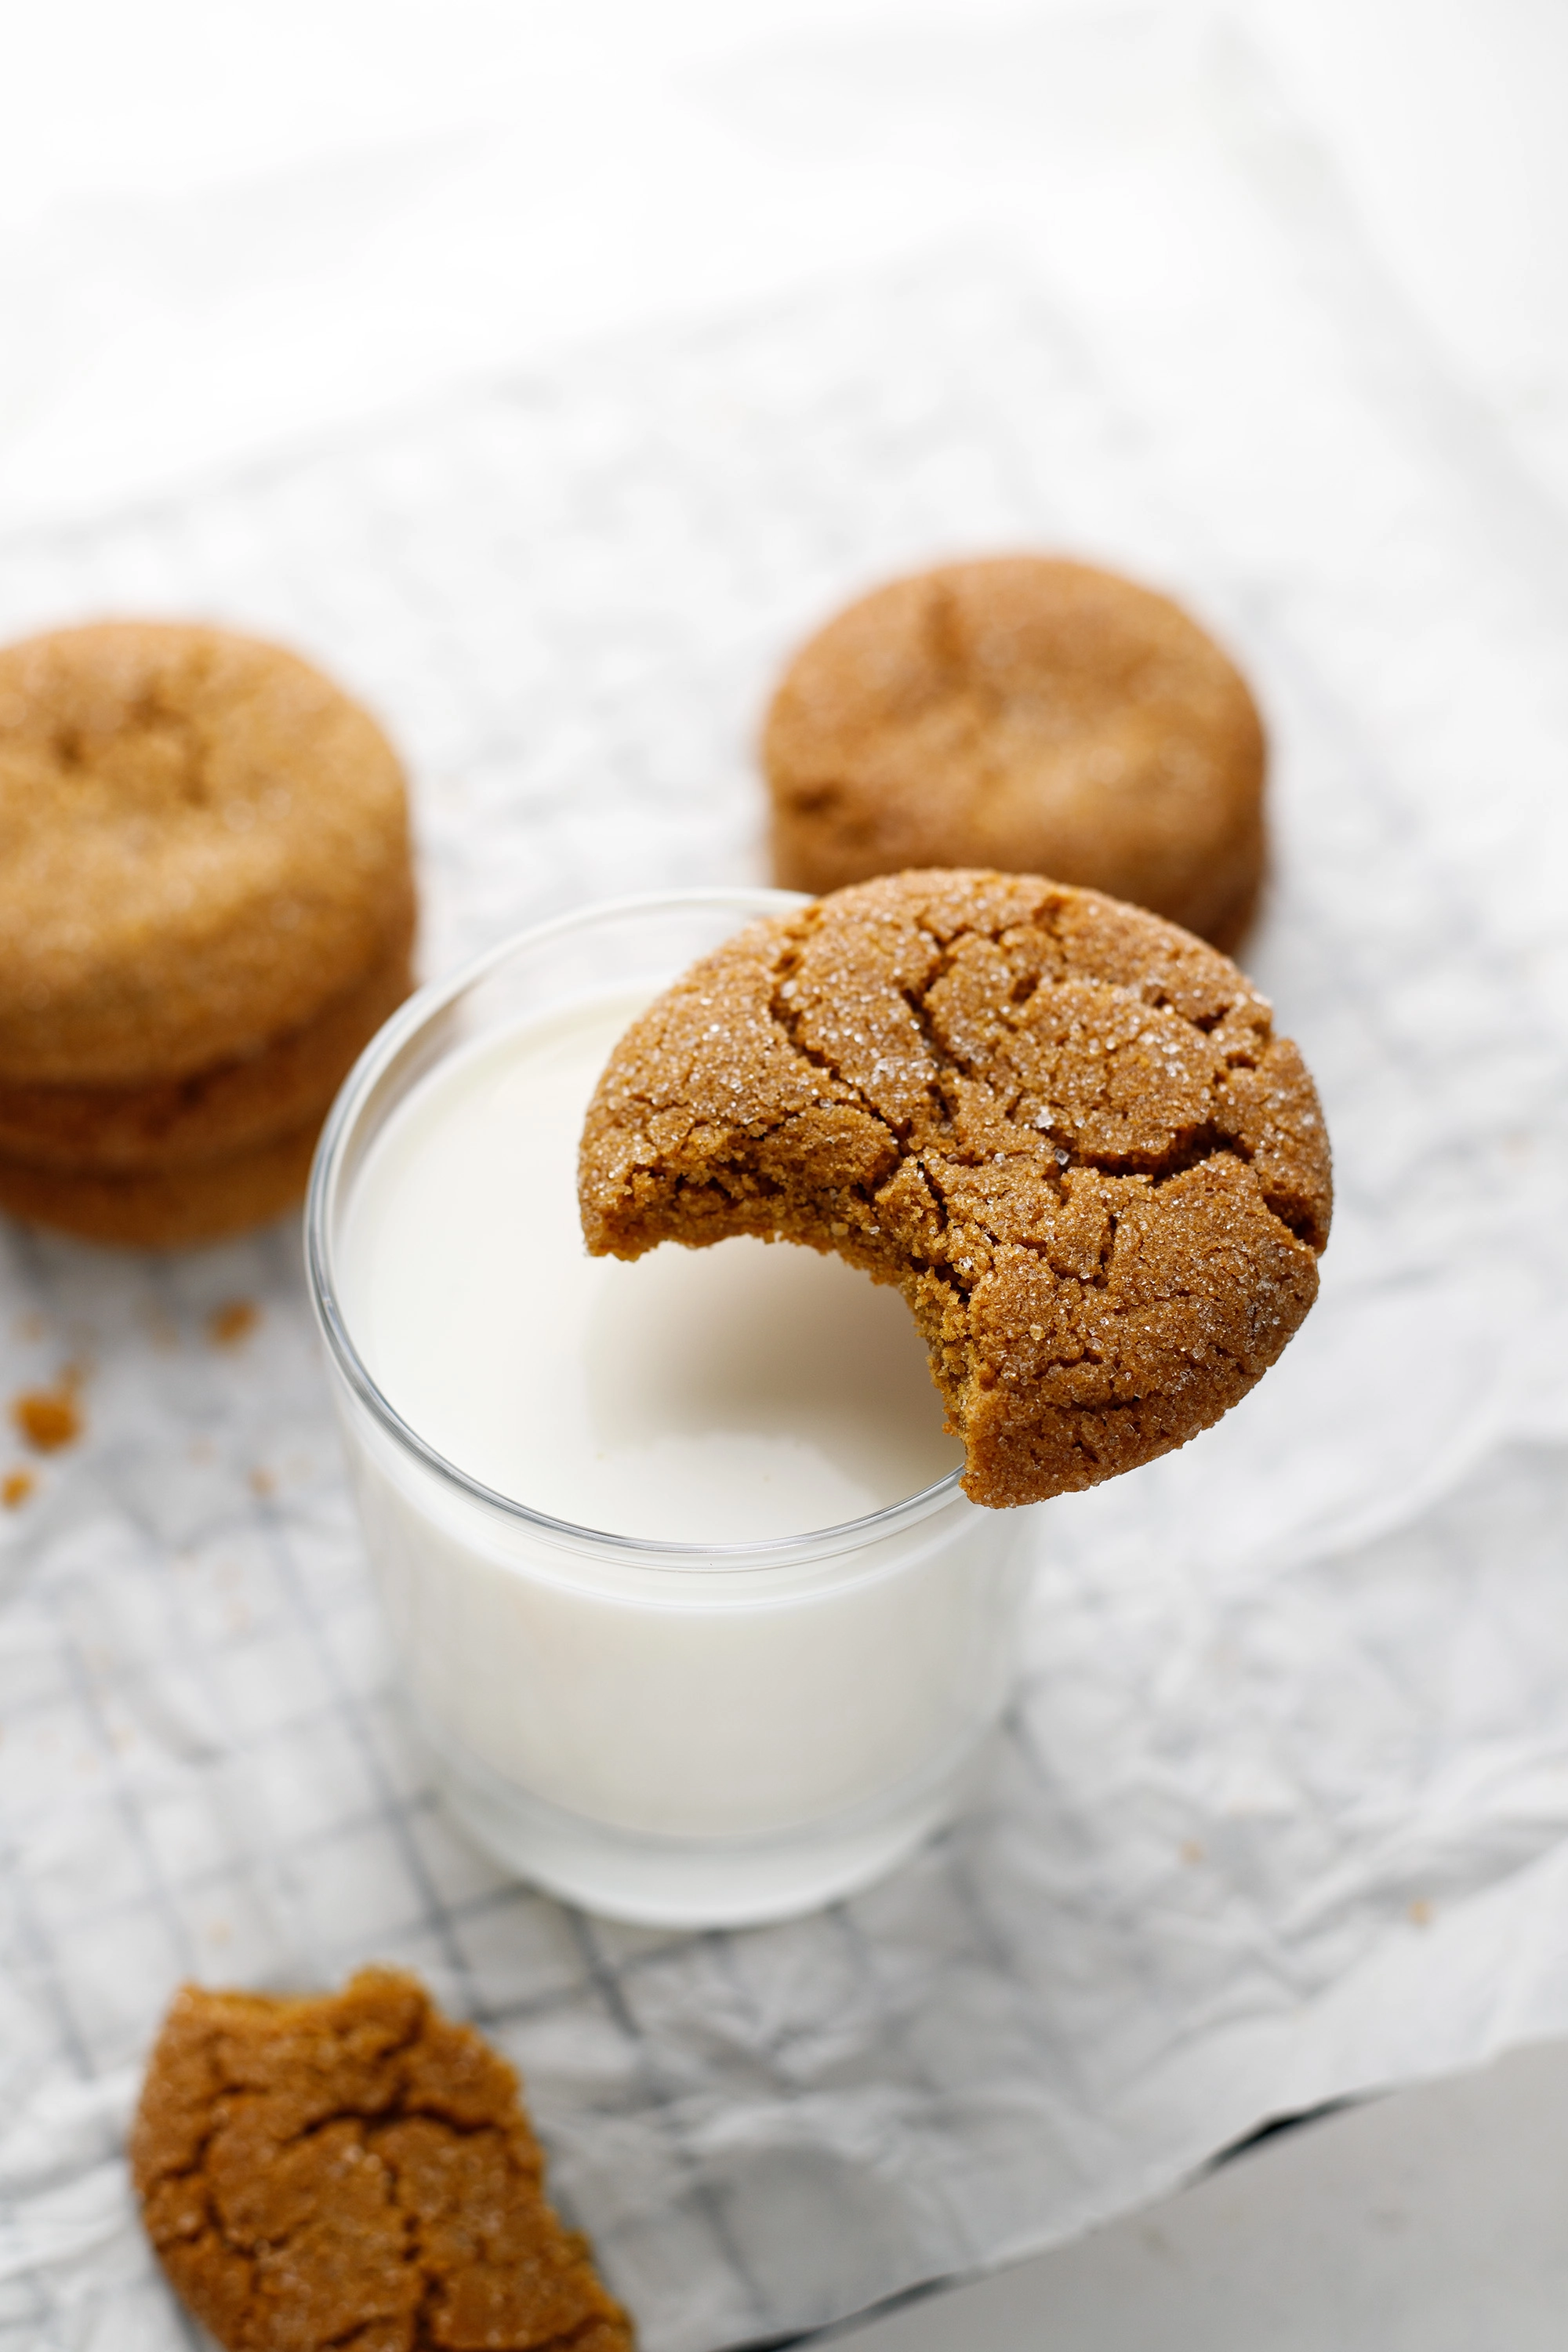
[132,1967,633,2352]
[579,870,1330,1509]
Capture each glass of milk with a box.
[307,891,1035,1927]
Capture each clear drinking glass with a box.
[307,891,1034,1927]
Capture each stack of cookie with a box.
[0,622,416,1247]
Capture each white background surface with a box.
[833,2040,1568,2350]
[4,7,1568,2348]
[5,0,1568,528]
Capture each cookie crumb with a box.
[209,1298,260,1348]
[12,1381,82,1453]
[2,1469,33,1508]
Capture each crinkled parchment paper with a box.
[4,40,1568,2351]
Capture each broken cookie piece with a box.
[132,1967,633,2352]
[578,869,1330,1509]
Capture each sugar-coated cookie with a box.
[764,558,1265,950]
[579,870,1330,1508]
[0,913,412,1174]
[132,1968,633,2352]
[0,621,412,1085]
[0,1117,322,1247]
[0,619,416,1244]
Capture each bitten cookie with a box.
[764,557,1266,951]
[579,870,1330,1509]
[132,1968,633,2352]
[0,620,412,1085]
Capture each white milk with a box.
[321,955,1031,1925]
[339,991,964,1542]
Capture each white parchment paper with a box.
[3,57,1568,2350]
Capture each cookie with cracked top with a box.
[132,1967,633,2352]
[764,557,1266,950]
[578,869,1330,1509]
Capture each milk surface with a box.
[339,990,961,1543]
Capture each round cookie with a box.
[579,869,1330,1508]
[0,1118,322,1248]
[0,620,412,1084]
[0,903,413,1174]
[764,557,1266,951]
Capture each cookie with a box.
[0,908,412,1174]
[132,1967,633,2352]
[0,620,412,1085]
[579,870,1330,1508]
[0,1116,321,1247]
[764,557,1266,951]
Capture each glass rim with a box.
[304,887,967,1573]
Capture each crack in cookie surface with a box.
[132,1969,633,2352]
[579,870,1331,1508]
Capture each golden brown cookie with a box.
[0,1116,321,1248]
[0,620,412,1085]
[132,1968,633,2352]
[579,870,1330,1508]
[0,909,412,1174]
[764,557,1266,950]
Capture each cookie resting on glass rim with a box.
[578,869,1331,1510]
